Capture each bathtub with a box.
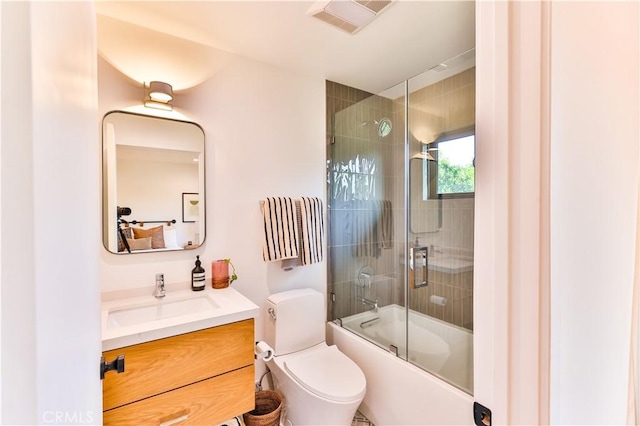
[327,304,474,425]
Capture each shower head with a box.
[376,118,392,137]
[360,117,393,138]
[411,151,436,161]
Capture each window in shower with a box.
[424,128,475,200]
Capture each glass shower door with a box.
[326,79,408,360]
[326,56,475,394]
[406,64,476,394]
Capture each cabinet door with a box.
[104,366,255,425]
[103,319,254,411]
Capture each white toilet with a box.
[264,288,366,426]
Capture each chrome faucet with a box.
[361,297,378,313]
[154,273,166,298]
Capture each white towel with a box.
[262,197,299,262]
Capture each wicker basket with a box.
[243,390,284,426]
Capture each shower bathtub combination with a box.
[326,54,476,425]
[328,305,473,425]
[341,304,472,392]
[327,312,473,425]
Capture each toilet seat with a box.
[281,344,366,402]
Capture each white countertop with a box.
[102,287,259,351]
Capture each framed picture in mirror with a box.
[182,193,199,223]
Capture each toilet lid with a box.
[284,345,366,402]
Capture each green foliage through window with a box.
[425,131,475,199]
[438,156,474,194]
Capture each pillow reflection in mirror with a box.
[163,228,178,248]
[117,226,133,252]
[126,237,152,251]
[132,226,165,249]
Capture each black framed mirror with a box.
[102,111,205,254]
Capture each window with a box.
[424,128,475,199]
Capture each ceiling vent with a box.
[307,1,394,35]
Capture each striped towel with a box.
[262,197,299,262]
[281,197,325,269]
[299,197,324,265]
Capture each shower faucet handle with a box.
[359,272,372,287]
[357,266,374,287]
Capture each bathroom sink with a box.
[106,295,219,329]
[102,287,260,351]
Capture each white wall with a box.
[2,2,102,424]
[1,3,36,422]
[98,49,326,380]
[550,2,639,424]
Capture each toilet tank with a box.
[265,288,326,356]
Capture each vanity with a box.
[101,288,259,425]
[99,111,258,424]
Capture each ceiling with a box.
[96,1,475,95]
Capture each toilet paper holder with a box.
[255,340,274,362]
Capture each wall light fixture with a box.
[144,81,174,110]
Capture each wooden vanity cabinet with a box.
[102,319,255,425]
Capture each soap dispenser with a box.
[191,255,205,291]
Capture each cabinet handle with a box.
[100,354,125,380]
[159,409,189,426]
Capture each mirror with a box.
[102,111,205,254]
[409,157,441,233]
